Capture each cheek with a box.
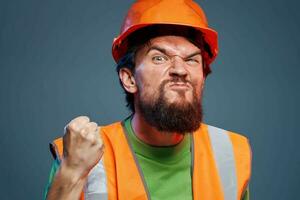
[135,68,162,98]
[191,74,205,95]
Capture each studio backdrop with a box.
[0,0,299,199]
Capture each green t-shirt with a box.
[44,118,250,200]
[124,117,193,200]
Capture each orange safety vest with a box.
[50,122,251,200]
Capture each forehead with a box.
[143,35,201,55]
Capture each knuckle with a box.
[80,116,90,123]
[90,122,98,127]
[75,115,89,121]
[86,133,96,143]
[70,116,90,127]
[79,127,88,136]
[89,122,98,130]
[66,123,76,132]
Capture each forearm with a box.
[46,162,87,200]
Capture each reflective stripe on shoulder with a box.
[84,126,108,200]
[207,125,237,200]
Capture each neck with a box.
[131,112,184,146]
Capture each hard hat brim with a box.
[112,23,218,64]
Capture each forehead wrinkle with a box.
[146,36,201,57]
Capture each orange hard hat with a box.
[112,0,218,64]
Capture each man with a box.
[44,1,251,200]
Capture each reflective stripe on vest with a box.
[208,125,238,200]
[84,158,108,200]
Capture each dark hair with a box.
[116,25,212,112]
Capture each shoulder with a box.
[200,123,252,157]
[203,123,250,144]
[100,121,123,134]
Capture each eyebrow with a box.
[146,46,167,55]
[146,45,202,58]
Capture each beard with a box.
[137,78,203,134]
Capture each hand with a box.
[62,116,104,178]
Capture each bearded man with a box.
[44,1,251,200]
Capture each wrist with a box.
[46,161,87,200]
[59,160,88,185]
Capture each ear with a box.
[119,68,138,94]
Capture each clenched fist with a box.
[62,116,104,179]
[46,116,104,200]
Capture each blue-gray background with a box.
[0,0,299,199]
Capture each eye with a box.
[152,55,168,64]
[185,58,201,66]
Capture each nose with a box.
[169,56,188,77]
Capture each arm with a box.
[46,116,104,200]
[46,161,88,200]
